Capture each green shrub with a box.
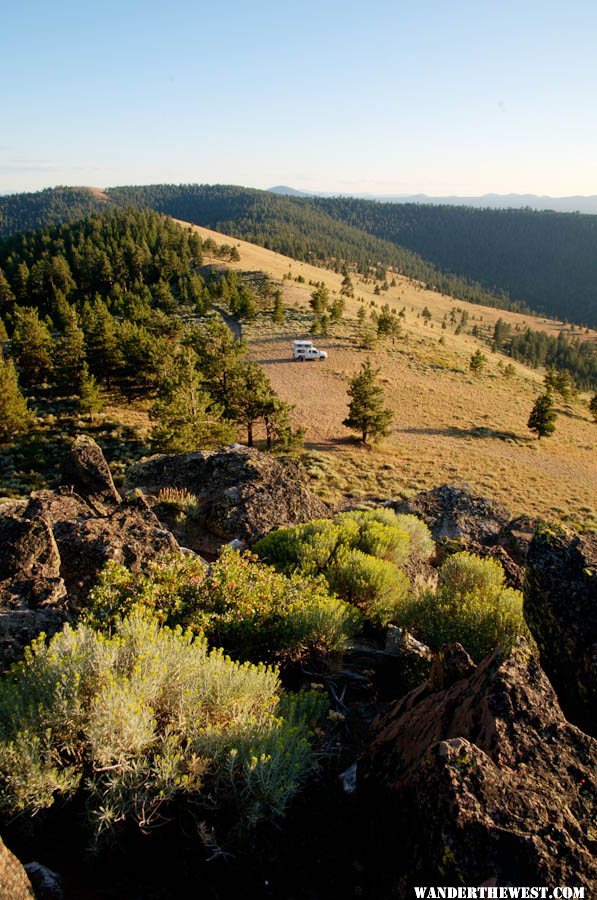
[392,513,434,560]
[395,551,529,661]
[336,508,412,566]
[326,547,410,626]
[0,613,327,844]
[87,549,360,662]
[254,509,430,624]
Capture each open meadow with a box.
[181,221,597,529]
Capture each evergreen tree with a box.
[309,285,329,315]
[340,272,354,298]
[150,351,235,452]
[55,308,86,392]
[81,299,123,388]
[263,398,305,452]
[185,319,246,410]
[10,306,53,386]
[229,361,276,447]
[330,296,345,324]
[272,290,285,324]
[589,393,597,423]
[343,358,393,444]
[0,269,15,305]
[528,393,557,439]
[78,363,103,419]
[0,350,34,442]
[469,348,487,375]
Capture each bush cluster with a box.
[0,613,327,844]
[87,548,360,662]
[254,509,433,626]
[394,551,529,661]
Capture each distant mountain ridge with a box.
[1,184,597,326]
[269,185,597,214]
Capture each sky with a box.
[2,0,597,196]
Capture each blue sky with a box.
[2,0,597,195]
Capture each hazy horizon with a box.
[3,0,597,197]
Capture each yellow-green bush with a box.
[254,508,430,625]
[326,547,410,626]
[0,613,327,844]
[395,551,529,661]
[87,549,360,662]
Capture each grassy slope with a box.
[179,221,597,530]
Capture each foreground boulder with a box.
[126,444,329,544]
[359,641,596,892]
[61,433,121,514]
[525,524,596,735]
[0,836,35,899]
[393,483,511,547]
[0,437,180,668]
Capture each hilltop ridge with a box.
[2,183,597,325]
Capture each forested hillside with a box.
[0,186,107,239]
[0,208,298,493]
[0,185,529,315]
[2,184,597,325]
[312,198,597,327]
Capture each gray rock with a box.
[126,445,329,545]
[393,483,511,547]
[23,863,63,900]
[61,435,121,514]
[525,524,597,735]
[359,640,597,892]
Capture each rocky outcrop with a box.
[496,514,539,566]
[0,836,35,899]
[359,640,596,892]
[126,444,329,545]
[26,489,179,607]
[61,434,121,514]
[0,438,180,668]
[525,524,596,735]
[393,483,511,547]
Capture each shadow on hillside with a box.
[304,436,356,452]
[400,425,526,443]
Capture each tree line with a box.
[1,185,536,317]
[0,208,300,452]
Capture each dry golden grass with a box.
[177,220,597,529]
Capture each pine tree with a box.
[528,393,557,439]
[469,349,487,375]
[185,319,247,410]
[229,361,276,447]
[272,291,285,324]
[78,363,103,419]
[0,351,34,443]
[589,393,597,423]
[0,269,15,305]
[81,299,123,388]
[150,352,235,452]
[10,306,53,386]
[310,285,329,315]
[55,308,86,392]
[340,272,354,298]
[330,296,345,324]
[343,358,393,444]
[263,398,304,451]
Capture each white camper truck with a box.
[292,340,328,361]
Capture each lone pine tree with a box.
[343,358,393,444]
[528,392,557,439]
